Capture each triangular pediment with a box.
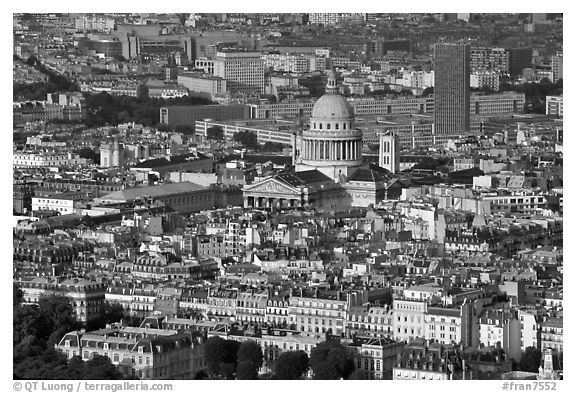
[244,177,301,196]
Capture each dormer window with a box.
[138,346,144,353]
[65,340,70,347]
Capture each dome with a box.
[311,94,354,119]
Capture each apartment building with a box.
[393,339,461,380]
[347,305,394,338]
[343,337,406,380]
[392,299,427,342]
[424,307,462,345]
[13,152,87,168]
[236,290,268,324]
[18,277,105,323]
[56,328,205,379]
[31,190,87,215]
[517,308,543,351]
[478,309,521,362]
[288,289,367,336]
[265,295,290,327]
[540,317,563,353]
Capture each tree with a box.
[236,360,259,380]
[174,125,195,135]
[87,302,126,331]
[38,295,80,337]
[203,336,227,376]
[233,130,258,148]
[220,362,236,380]
[26,55,38,67]
[83,355,125,379]
[207,126,225,140]
[237,340,263,370]
[348,369,367,379]
[311,361,340,380]
[309,340,355,380]
[273,350,309,380]
[13,283,23,308]
[259,142,285,152]
[421,87,434,96]
[193,370,209,380]
[77,147,100,165]
[222,339,242,366]
[518,347,542,373]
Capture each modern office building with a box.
[470,47,509,72]
[434,43,471,136]
[213,51,265,94]
[509,47,533,77]
[159,104,249,127]
[546,95,563,117]
[551,54,563,83]
[177,73,227,100]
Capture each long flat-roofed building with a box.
[159,104,249,128]
[95,182,214,213]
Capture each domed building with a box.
[243,71,403,210]
[295,71,363,181]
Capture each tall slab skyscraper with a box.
[434,43,471,136]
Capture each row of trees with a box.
[202,335,358,380]
[14,55,79,101]
[508,78,563,114]
[83,92,213,128]
[202,337,263,379]
[206,126,285,152]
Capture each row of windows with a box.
[294,301,345,310]
[313,122,352,130]
[397,315,422,323]
[428,325,457,332]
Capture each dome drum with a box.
[300,137,363,164]
[303,128,361,139]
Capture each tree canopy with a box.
[236,360,259,380]
[309,340,355,380]
[518,347,542,373]
[203,337,244,378]
[273,350,309,380]
[237,340,264,369]
[203,336,227,376]
[233,130,259,148]
[13,294,128,379]
[499,78,562,114]
[207,125,225,140]
[82,92,212,127]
